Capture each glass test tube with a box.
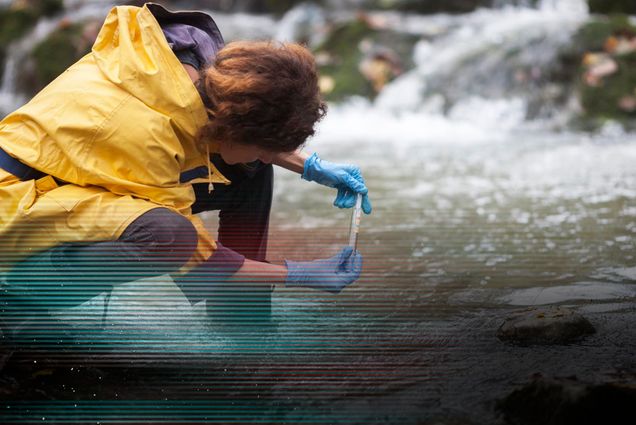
[348,193,363,250]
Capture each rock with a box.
[548,13,636,130]
[582,52,618,86]
[0,0,74,98]
[358,42,404,93]
[496,307,595,346]
[0,0,63,48]
[496,372,636,425]
[603,29,636,56]
[572,15,636,127]
[618,95,636,112]
[0,7,32,42]
[497,282,636,306]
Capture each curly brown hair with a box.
[198,41,327,152]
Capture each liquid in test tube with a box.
[349,194,363,250]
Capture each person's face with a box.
[217,140,276,165]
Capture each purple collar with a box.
[147,2,224,69]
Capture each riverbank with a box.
[1,294,634,424]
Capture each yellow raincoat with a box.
[0,4,229,273]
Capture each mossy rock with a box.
[574,14,635,52]
[546,17,627,94]
[0,8,39,47]
[575,16,636,124]
[314,18,418,102]
[0,0,64,83]
[23,22,91,95]
[553,15,635,84]
[0,0,63,44]
[579,55,636,120]
[588,0,636,15]
[548,15,636,130]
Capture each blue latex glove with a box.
[285,246,362,294]
[302,153,372,214]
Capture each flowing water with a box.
[1,0,635,424]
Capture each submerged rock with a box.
[496,307,595,346]
[497,281,636,306]
[496,372,636,425]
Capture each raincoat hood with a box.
[91,3,209,137]
[0,3,228,270]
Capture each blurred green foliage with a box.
[588,0,636,15]
[0,8,37,45]
[580,54,636,120]
[578,17,636,122]
[0,0,63,81]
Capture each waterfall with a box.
[0,0,594,127]
[376,1,588,113]
[311,0,590,148]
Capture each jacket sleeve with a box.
[173,238,246,304]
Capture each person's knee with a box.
[122,208,198,267]
[159,213,197,262]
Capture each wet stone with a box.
[496,372,636,425]
[496,307,595,346]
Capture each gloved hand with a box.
[302,153,372,214]
[285,246,362,294]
